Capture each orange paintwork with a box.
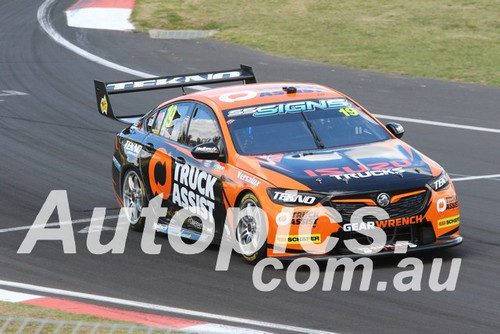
[332,198,377,205]
[147,82,460,257]
[391,189,427,204]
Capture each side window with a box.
[186,105,222,147]
[149,103,192,142]
[149,108,166,135]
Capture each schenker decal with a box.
[171,163,216,223]
[438,215,460,229]
[275,234,322,245]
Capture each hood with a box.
[239,140,439,195]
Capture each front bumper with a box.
[269,234,463,261]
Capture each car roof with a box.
[169,82,346,110]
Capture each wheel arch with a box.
[119,165,144,198]
[234,189,257,207]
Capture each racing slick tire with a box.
[122,169,147,232]
[236,193,267,263]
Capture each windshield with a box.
[224,98,392,155]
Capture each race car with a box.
[94,65,462,262]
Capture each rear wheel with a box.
[122,170,147,231]
[236,193,267,263]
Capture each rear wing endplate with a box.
[94,64,256,124]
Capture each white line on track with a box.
[373,114,500,134]
[451,174,500,182]
[0,172,497,235]
[38,0,154,78]
[38,0,206,91]
[0,280,334,334]
[0,215,119,233]
[38,0,500,133]
[28,3,495,333]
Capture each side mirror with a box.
[386,122,405,139]
[191,142,220,160]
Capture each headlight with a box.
[427,172,450,191]
[267,188,324,206]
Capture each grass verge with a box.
[0,301,171,333]
[131,0,499,86]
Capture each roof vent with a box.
[282,86,297,94]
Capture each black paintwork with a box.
[257,139,434,195]
[113,112,227,237]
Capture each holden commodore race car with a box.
[94,65,462,262]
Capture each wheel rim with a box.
[123,172,144,225]
[236,199,261,252]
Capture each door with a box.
[178,103,227,236]
[140,102,194,215]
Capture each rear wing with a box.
[94,64,256,124]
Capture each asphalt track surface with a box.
[1,0,499,333]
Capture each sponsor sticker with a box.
[210,162,225,176]
[171,163,217,223]
[272,191,316,205]
[304,160,412,177]
[106,71,242,91]
[226,98,351,118]
[437,196,458,213]
[163,105,178,128]
[112,156,121,171]
[437,198,447,213]
[372,215,424,228]
[219,90,257,103]
[237,171,261,186]
[438,215,460,229]
[343,221,375,232]
[291,211,318,226]
[275,212,292,226]
[331,167,406,181]
[124,141,142,156]
[149,148,173,199]
[100,96,108,115]
[275,234,322,245]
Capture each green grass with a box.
[131,0,500,86]
[0,301,171,333]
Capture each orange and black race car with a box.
[94,65,462,262]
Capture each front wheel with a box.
[122,169,147,231]
[236,193,267,263]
